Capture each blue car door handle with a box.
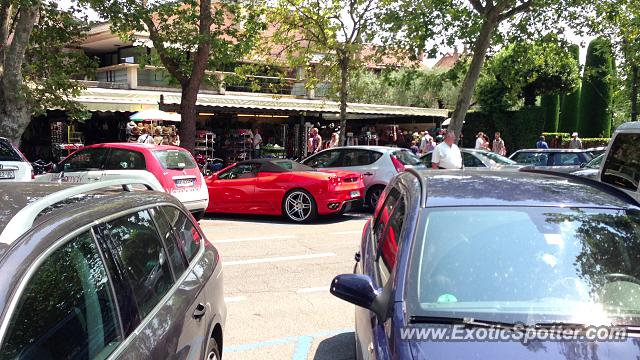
[193,303,207,319]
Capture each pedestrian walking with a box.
[475,132,485,150]
[536,136,549,149]
[252,128,262,159]
[569,132,583,149]
[137,127,154,144]
[432,130,462,169]
[328,132,340,148]
[492,131,506,156]
[308,128,322,155]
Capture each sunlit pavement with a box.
[199,212,369,360]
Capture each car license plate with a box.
[350,190,360,198]
[0,170,14,179]
[175,178,195,187]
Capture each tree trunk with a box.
[338,55,349,146]
[449,18,497,139]
[0,108,31,147]
[632,64,638,123]
[180,83,199,154]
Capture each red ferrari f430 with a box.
[205,159,365,222]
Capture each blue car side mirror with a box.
[331,274,381,311]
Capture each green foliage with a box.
[579,37,615,137]
[542,94,560,132]
[561,138,610,148]
[25,3,96,121]
[477,38,580,111]
[558,44,581,132]
[462,108,546,154]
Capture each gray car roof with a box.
[616,121,640,131]
[0,183,182,261]
[409,169,639,209]
[512,148,591,153]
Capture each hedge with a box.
[578,37,615,137]
[559,44,581,133]
[462,107,545,154]
[542,132,610,148]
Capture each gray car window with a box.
[151,207,188,276]
[0,139,21,162]
[58,147,110,172]
[302,150,343,168]
[161,206,203,263]
[342,149,382,167]
[0,232,121,359]
[463,153,486,167]
[601,133,640,192]
[97,210,173,317]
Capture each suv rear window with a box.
[154,150,197,170]
[392,150,422,166]
[601,133,640,192]
[0,139,22,162]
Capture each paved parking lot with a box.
[199,212,369,360]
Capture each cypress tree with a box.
[578,37,615,137]
[559,45,581,132]
[542,94,560,132]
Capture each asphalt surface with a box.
[199,212,370,360]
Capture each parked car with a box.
[571,153,604,179]
[421,148,523,170]
[0,137,33,181]
[599,121,640,202]
[36,143,209,219]
[330,169,640,359]
[301,146,425,209]
[509,148,593,173]
[586,146,607,158]
[206,158,364,223]
[0,178,225,360]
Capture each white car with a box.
[0,137,33,182]
[301,146,425,208]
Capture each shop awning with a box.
[61,88,448,117]
[69,88,161,112]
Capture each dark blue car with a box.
[331,169,640,359]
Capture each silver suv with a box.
[301,146,425,208]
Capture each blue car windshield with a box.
[407,207,640,326]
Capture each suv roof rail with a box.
[520,168,640,207]
[0,177,164,245]
[405,167,427,208]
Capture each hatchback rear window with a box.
[154,150,197,170]
[392,150,422,166]
[0,140,21,162]
[601,133,640,192]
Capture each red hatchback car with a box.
[37,143,209,218]
[206,159,365,222]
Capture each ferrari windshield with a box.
[407,207,640,326]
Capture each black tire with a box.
[282,189,318,223]
[365,186,384,210]
[205,338,221,360]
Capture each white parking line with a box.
[224,296,247,303]
[225,253,336,266]
[328,230,361,235]
[214,235,296,244]
[296,286,328,294]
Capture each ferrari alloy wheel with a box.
[283,190,317,223]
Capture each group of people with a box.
[408,130,448,156]
[306,128,340,155]
[474,131,507,156]
[126,121,181,146]
[536,132,582,149]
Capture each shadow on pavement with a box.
[202,212,370,225]
[313,332,356,360]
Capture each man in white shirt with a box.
[137,128,154,144]
[432,130,463,169]
[475,132,485,150]
[252,128,262,158]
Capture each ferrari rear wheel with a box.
[283,189,317,223]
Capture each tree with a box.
[476,39,580,111]
[268,0,382,146]
[381,0,587,138]
[0,1,95,146]
[578,37,615,137]
[558,45,581,132]
[541,94,560,132]
[90,0,264,153]
[585,0,640,123]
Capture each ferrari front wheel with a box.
[283,189,317,223]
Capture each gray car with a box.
[509,148,594,173]
[421,148,523,170]
[301,146,425,208]
[0,179,225,360]
[571,153,604,179]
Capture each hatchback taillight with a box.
[390,154,405,173]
